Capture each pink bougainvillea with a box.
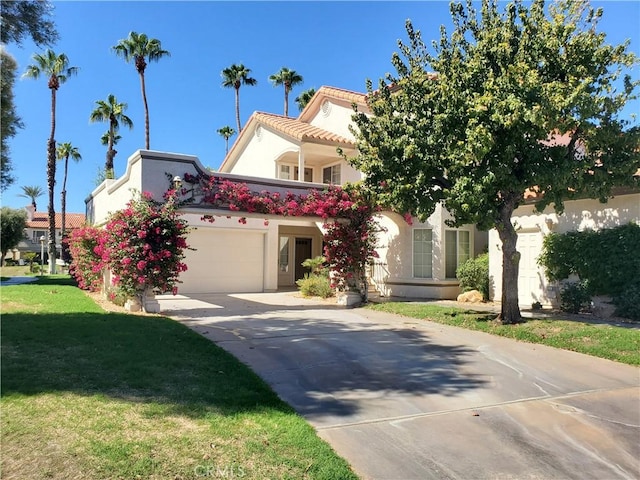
[187,173,380,295]
[68,192,190,300]
[98,192,190,298]
[66,226,107,292]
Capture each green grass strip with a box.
[367,303,640,366]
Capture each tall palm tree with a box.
[55,142,81,240]
[100,131,121,147]
[295,87,316,112]
[217,125,236,154]
[89,94,133,177]
[221,63,257,133]
[113,32,169,150]
[18,185,44,210]
[269,67,304,117]
[23,49,78,274]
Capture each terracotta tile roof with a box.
[252,112,355,146]
[313,86,367,105]
[27,212,86,229]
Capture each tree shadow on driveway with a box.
[160,293,488,424]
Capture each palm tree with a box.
[269,67,304,117]
[295,87,316,112]
[217,125,236,154]
[23,49,78,274]
[55,142,81,240]
[18,185,44,210]
[100,131,121,147]
[89,94,133,177]
[113,32,169,150]
[221,63,257,133]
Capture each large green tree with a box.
[269,67,304,117]
[221,63,257,133]
[0,207,27,265]
[89,94,133,177]
[56,142,81,240]
[1,48,22,191]
[23,49,78,274]
[18,185,44,210]
[348,0,639,324]
[113,32,169,150]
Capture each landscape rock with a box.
[457,289,484,303]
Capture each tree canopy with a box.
[0,207,27,264]
[1,49,22,191]
[0,0,58,46]
[348,0,639,323]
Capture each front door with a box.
[294,238,312,281]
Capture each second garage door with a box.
[179,229,264,294]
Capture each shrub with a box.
[301,256,328,276]
[96,192,190,299]
[67,226,106,292]
[613,282,640,321]
[296,274,334,298]
[456,253,489,300]
[559,281,592,314]
[539,223,640,318]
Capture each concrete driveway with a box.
[157,292,640,480]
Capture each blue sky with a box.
[3,0,639,215]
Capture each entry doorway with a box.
[295,238,312,281]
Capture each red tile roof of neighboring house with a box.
[252,112,355,146]
[26,212,86,229]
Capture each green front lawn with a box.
[1,277,357,480]
[367,303,640,366]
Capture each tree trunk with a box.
[139,70,150,149]
[496,200,521,324]
[284,87,289,118]
[61,155,69,240]
[106,122,116,176]
[47,88,57,274]
[235,87,241,133]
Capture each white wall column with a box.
[263,223,279,292]
[297,147,305,182]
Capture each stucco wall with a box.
[489,193,640,307]
[371,206,481,299]
[308,99,359,140]
[226,126,294,178]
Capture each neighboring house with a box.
[86,85,487,298]
[488,187,640,308]
[4,205,86,262]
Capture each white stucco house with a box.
[488,187,640,308]
[86,86,487,299]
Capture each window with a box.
[279,165,291,180]
[413,229,433,278]
[32,230,46,243]
[279,237,290,272]
[445,230,470,278]
[322,164,341,184]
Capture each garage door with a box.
[517,232,544,307]
[178,229,264,294]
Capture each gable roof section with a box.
[253,112,354,146]
[298,86,368,123]
[27,212,86,229]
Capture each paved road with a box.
[157,292,640,480]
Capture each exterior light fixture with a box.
[172,176,182,190]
